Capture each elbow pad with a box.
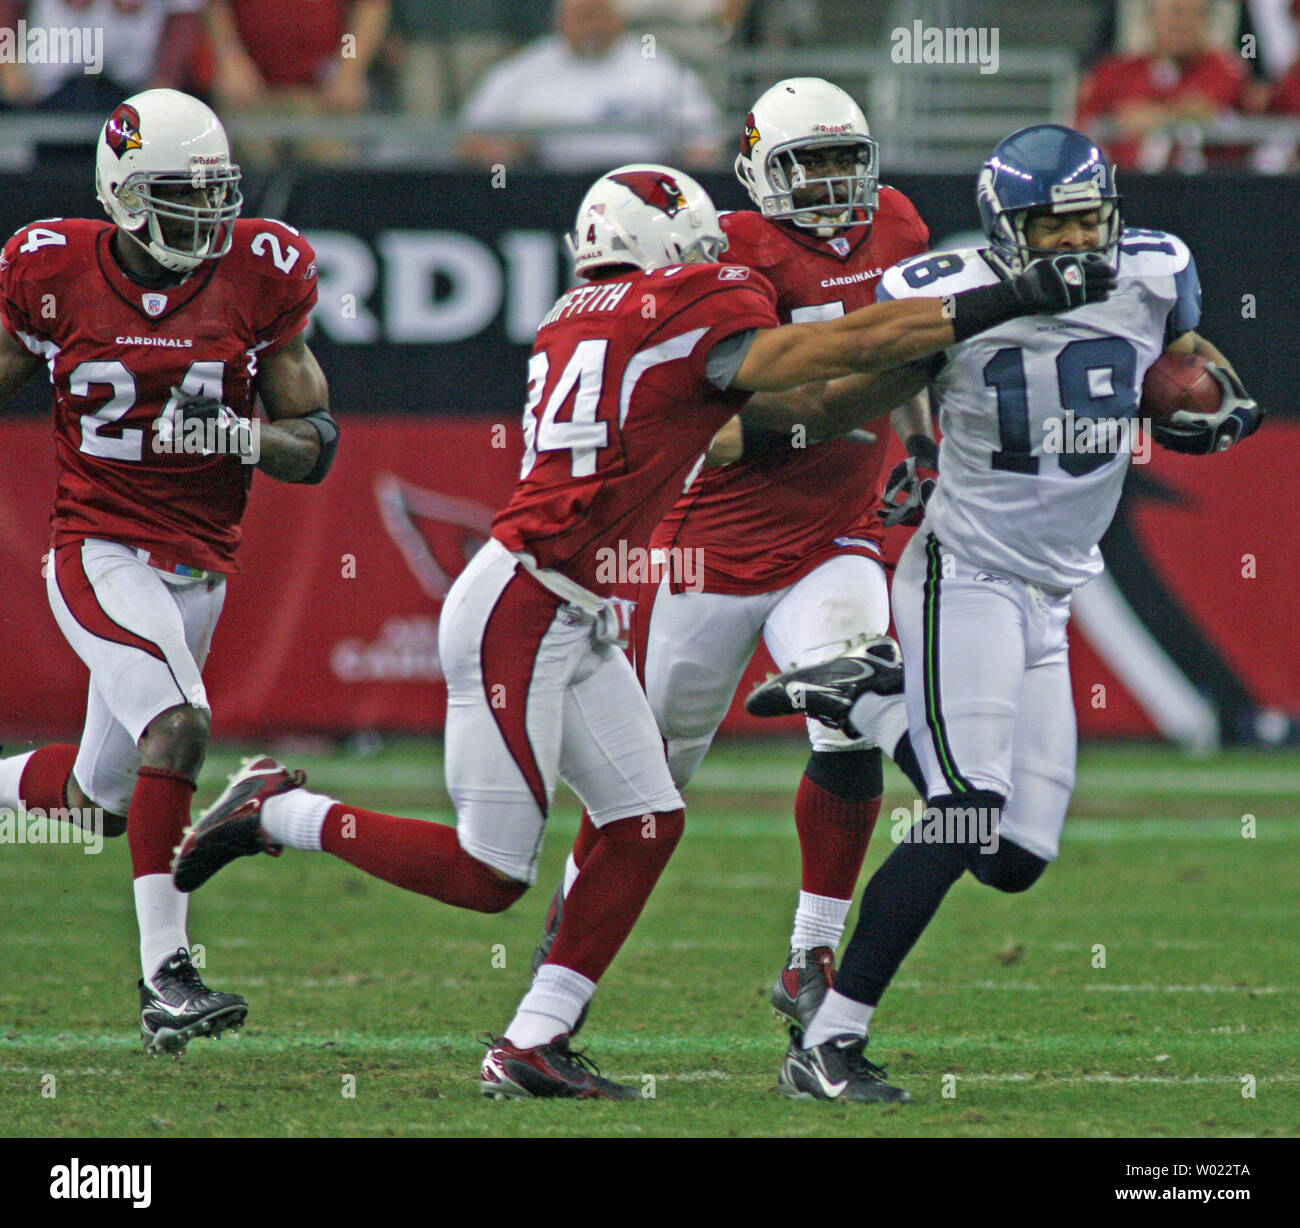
[299,408,339,484]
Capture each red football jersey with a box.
[652,188,929,594]
[0,217,318,572]
[492,263,780,596]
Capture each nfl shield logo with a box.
[829,237,850,257]
[142,292,167,317]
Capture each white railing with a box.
[1,46,1296,172]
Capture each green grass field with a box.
[1,738,1297,1139]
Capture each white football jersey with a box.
[878,231,1201,589]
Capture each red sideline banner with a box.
[0,418,1295,743]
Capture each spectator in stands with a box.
[380,1,551,116]
[207,0,389,163]
[1253,19,1300,169]
[0,0,206,111]
[617,0,753,59]
[1076,0,1247,170]
[457,0,723,170]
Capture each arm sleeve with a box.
[1166,247,1202,342]
[704,328,758,391]
[678,273,779,387]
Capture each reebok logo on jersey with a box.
[974,571,1009,584]
[718,266,750,281]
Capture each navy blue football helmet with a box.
[976,124,1121,275]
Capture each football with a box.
[1140,352,1223,425]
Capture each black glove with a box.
[881,435,939,528]
[1152,365,1265,455]
[1009,252,1117,315]
[950,253,1117,343]
[167,386,257,460]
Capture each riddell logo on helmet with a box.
[105,103,142,159]
[609,171,688,219]
[811,123,853,133]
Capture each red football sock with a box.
[794,774,881,900]
[17,743,79,810]
[320,804,525,913]
[571,809,601,871]
[547,808,684,982]
[128,766,196,878]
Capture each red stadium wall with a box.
[0,418,1295,742]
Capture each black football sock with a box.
[892,731,928,798]
[832,833,966,1007]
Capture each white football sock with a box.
[560,851,580,898]
[802,988,875,1049]
[135,874,190,979]
[0,749,35,809]
[504,963,596,1049]
[848,691,910,756]
[260,788,337,851]
[791,891,850,950]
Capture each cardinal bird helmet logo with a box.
[742,111,761,157]
[105,103,143,159]
[609,170,689,218]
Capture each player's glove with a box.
[1009,252,1117,315]
[1152,365,1264,455]
[950,253,1116,343]
[881,434,939,528]
[169,386,258,460]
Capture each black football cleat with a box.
[744,635,903,730]
[778,1027,911,1103]
[771,946,836,1029]
[480,1034,638,1100]
[173,756,305,892]
[139,949,247,1055]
